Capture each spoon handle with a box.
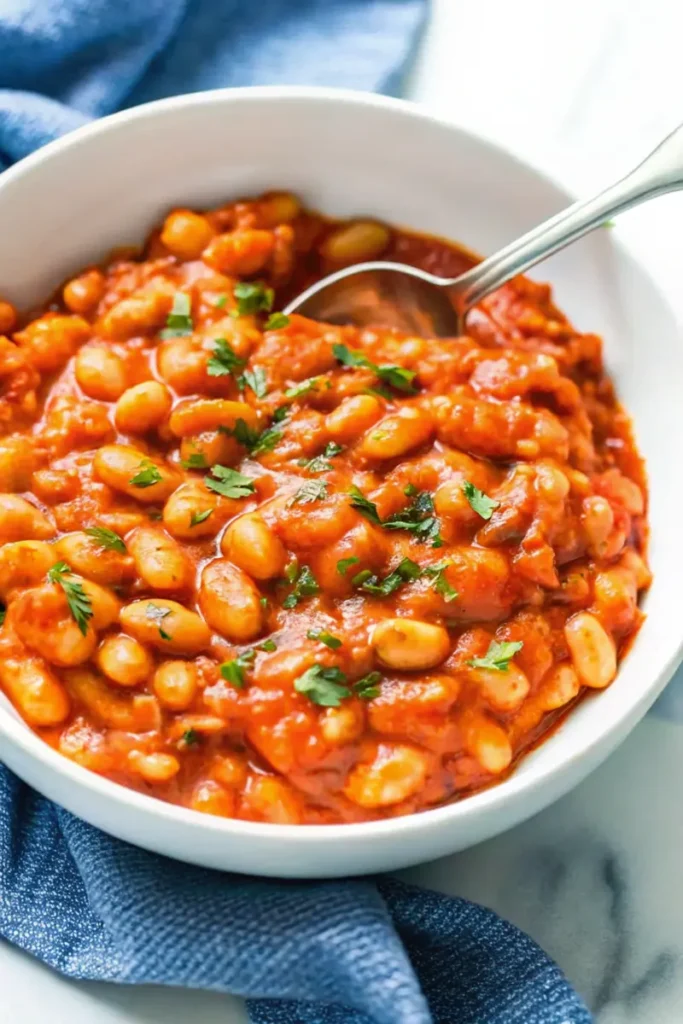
[455,120,683,312]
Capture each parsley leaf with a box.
[258,639,277,652]
[84,526,126,554]
[351,569,374,586]
[240,366,269,399]
[307,629,342,650]
[190,508,213,527]
[47,561,94,636]
[404,483,418,497]
[220,649,256,689]
[214,294,228,309]
[207,338,246,377]
[383,490,444,547]
[356,557,422,597]
[182,728,200,746]
[290,479,328,505]
[299,442,343,473]
[233,282,274,316]
[224,417,284,457]
[337,556,360,576]
[130,459,163,488]
[0,604,5,627]
[205,465,256,499]
[265,312,290,330]
[145,602,173,641]
[332,343,417,394]
[160,292,193,339]
[423,560,458,602]
[468,639,524,672]
[294,665,349,707]
[181,452,208,470]
[462,481,499,520]
[282,564,319,609]
[354,672,381,700]
[285,377,320,400]
[348,485,382,525]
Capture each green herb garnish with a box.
[265,312,290,330]
[290,479,328,505]
[337,556,360,576]
[462,481,499,520]
[282,564,319,609]
[130,459,163,488]
[181,452,208,470]
[294,665,349,707]
[306,629,342,650]
[332,343,417,394]
[258,639,277,652]
[354,672,381,700]
[182,728,200,746]
[84,526,126,554]
[207,338,246,377]
[347,485,382,525]
[356,557,422,597]
[160,292,193,339]
[190,509,213,527]
[423,560,458,602]
[205,465,256,499]
[382,490,443,547]
[299,442,343,473]
[220,649,257,689]
[233,282,274,317]
[239,366,269,399]
[467,640,524,672]
[214,294,228,309]
[285,377,320,400]
[47,562,93,636]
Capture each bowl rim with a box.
[1,84,682,848]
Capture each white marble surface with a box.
[3,0,683,1020]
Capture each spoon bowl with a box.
[287,120,683,335]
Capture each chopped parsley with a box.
[423,560,458,602]
[285,377,320,400]
[355,557,422,597]
[347,485,382,525]
[462,481,499,520]
[181,452,208,470]
[207,338,246,377]
[258,638,277,652]
[205,465,256,499]
[84,526,126,554]
[160,292,193,339]
[182,728,200,746]
[306,629,342,650]
[0,604,5,627]
[239,366,269,399]
[265,312,290,330]
[299,442,343,473]
[233,281,274,317]
[337,556,360,576]
[354,672,381,700]
[220,649,257,689]
[404,483,418,497]
[214,294,228,309]
[47,561,93,636]
[130,459,163,488]
[468,639,524,672]
[332,343,417,394]
[382,490,444,547]
[282,564,319,609]
[223,417,284,457]
[294,665,350,707]
[190,508,213,527]
[290,479,328,505]
[145,602,173,641]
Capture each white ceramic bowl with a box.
[0,87,681,878]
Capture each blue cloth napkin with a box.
[0,1,592,1021]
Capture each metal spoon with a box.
[285,121,683,336]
